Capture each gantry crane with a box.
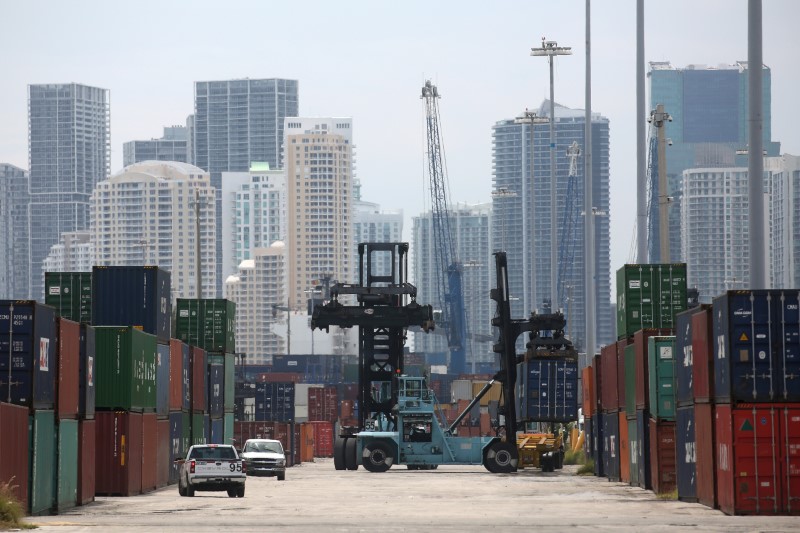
[421,80,468,375]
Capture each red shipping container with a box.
[308,386,339,422]
[619,411,630,483]
[78,419,95,505]
[96,411,142,496]
[600,343,617,411]
[299,423,314,463]
[691,308,714,403]
[582,366,595,418]
[309,421,334,457]
[168,339,184,411]
[695,403,716,509]
[156,419,170,488]
[340,400,354,420]
[57,317,80,419]
[782,407,800,515]
[634,328,674,410]
[257,372,303,383]
[480,412,491,435]
[0,403,29,510]
[141,413,157,493]
[649,418,677,495]
[616,338,632,411]
[191,347,206,412]
[338,384,358,401]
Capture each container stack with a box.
[168,339,191,485]
[55,317,80,512]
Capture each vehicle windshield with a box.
[244,441,284,454]
[189,446,237,460]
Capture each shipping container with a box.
[0,403,29,511]
[77,419,95,505]
[695,403,716,509]
[627,418,639,487]
[181,411,191,457]
[94,326,157,411]
[472,380,502,407]
[636,410,651,490]
[451,379,473,402]
[582,366,595,418]
[0,301,57,409]
[308,386,338,422]
[257,372,303,383]
[781,407,800,515]
[207,354,224,418]
[272,354,343,383]
[619,411,630,483]
[141,413,157,493]
[633,328,675,411]
[649,418,677,495]
[309,421,334,457]
[191,347,207,413]
[191,412,206,445]
[210,417,223,444]
[593,412,604,477]
[343,363,359,383]
[584,416,593,460]
[518,356,578,422]
[603,411,620,482]
[78,324,95,419]
[56,318,80,419]
[675,307,697,407]
[155,343,170,418]
[224,412,234,446]
[254,382,296,422]
[592,353,603,415]
[175,299,235,353]
[774,290,800,401]
[45,272,92,324]
[95,411,142,496]
[92,266,171,343]
[168,339,188,411]
[616,264,687,339]
[299,423,314,463]
[156,419,170,488]
[599,343,617,412]
[616,339,629,411]
[648,336,677,420]
[224,353,235,412]
[676,405,697,502]
[168,412,184,485]
[692,307,714,403]
[56,419,78,512]
[29,409,55,515]
[623,344,636,416]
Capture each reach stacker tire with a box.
[334,435,347,470]
[483,441,518,474]
[345,437,359,470]
[362,441,393,473]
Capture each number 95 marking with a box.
[229,463,242,472]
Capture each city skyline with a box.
[1,1,799,301]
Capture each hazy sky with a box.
[2,0,798,295]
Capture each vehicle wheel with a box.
[334,435,347,471]
[541,452,554,472]
[483,441,518,474]
[227,489,237,498]
[277,473,285,481]
[555,449,564,470]
[362,441,393,473]
[187,485,195,497]
[236,486,245,498]
[178,482,186,496]
[345,437,359,470]
[407,465,418,470]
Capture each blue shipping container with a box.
[254,382,295,422]
[0,301,57,410]
[209,417,223,444]
[675,405,697,502]
[592,413,604,477]
[181,343,191,412]
[674,308,695,406]
[602,411,620,482]
[775,290,800,401]
[272,354,343,383]
[156,343,170,418]
[78,324,95,419]
[207,360,224,418]
[519,357,578,422]
[92,266,171,343]
[636,409,651,489]
[168,412,183,484]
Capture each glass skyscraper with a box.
[192,79,299,296]
[28,83,110,299]
[0,163,29,298]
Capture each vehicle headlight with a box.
[277,458,285,466]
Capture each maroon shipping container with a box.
[57,317,80,419]
[634,328,674,410]
[338,383,358,401]
[783,408,800,515]
[191,347,206,412]
[600,343,618,412]
[77,419,95,505]
[691,308,714,403]
[294,423,301,464]
[308,386,338,422]
[168,339,184,411]
[649,418,677,495]
[156,419,170,488]
[0,403,29,510]
[257,372,303,383]
[616,338,632,411]
[341,400,354,420]
[695,403,716,509]
[141,413,157,493]
[592,353,603,415]
[308,421,333,457]
[96,411,142,496]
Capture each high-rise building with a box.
[123,126,188,166]
[0,163,29,298]
[353,184,403,281]
[28,83,110,298]
[768,155,800,288]
[42,231,93,273]
[284,118,353,311]
[221,163,286,281]
[193,78,299,296]
[90,161,216,300]
[412,202,493,368]
[492,101,612,354]
[648,62,781,262]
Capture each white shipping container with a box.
[430,365,448,375]
[294,384,318,407]
[295,404,309,420]
[451,379,473,403]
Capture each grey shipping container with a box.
[92,266,171,343]
[44,272,92,324]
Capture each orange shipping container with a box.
[619,411,630,483]
[582,366,595,417]
[299,423,315,463]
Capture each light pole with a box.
[515,110,549,314]
[532,37,572,312]
[648,104,672,262]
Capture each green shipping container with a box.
[224,354,235,412]
[45,272,92,323]
[175,299,236,353]
[30,410,55,516]
[616,264,687,339]
[191,412,206,446]
[647,336,677,420]
[181,412,191,456]
[628,418,639,487]
[344,364,359,383]
[94,327,157,411]
[224,412,234,446]
[56,419,78,512]
[624,344,637,416]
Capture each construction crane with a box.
[557,141,582,315]
[421,80,468,376]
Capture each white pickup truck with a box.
[177,444,246,497]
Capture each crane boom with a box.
[421,80,468,375]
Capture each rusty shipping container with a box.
[141,413,157,493]
[95,411,142,496]
[600,344,617,412]
[156,419,170,488]
[0,402,29,511]
[582,366,595,418]
[191,347,207,413]
[77,419,95,505]
[691,307,714,403]
[695,403,716,509]
[634,328,674,410]
[57,318,80,419]
[649,418,677,495]
[299,423,314,463]
[308,421,333,457]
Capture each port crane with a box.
[421,80,468,375]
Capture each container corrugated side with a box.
[168,412,184,485]
[168,339,184,411]
[647,336,677,420]
[77,419,95,505]
[676,405,697,502]
[141,413,157,493]
[78,324,95,419]
[175,299,235,353]
[57,318,80,419]
[623,344,636,416]
[156,419,170,488]
[675,307,697,407]
[615,338,630,411]
[207,354,224,418]
[45,272,92,324]
[599,343,617,412]
[224,353,235,412]
[692,307,714,403]
[628,418,639,487]
[0,403,29,511]
[223,412,234,447]
[636,410,651,489]
[191,347,207,413]
[191,412,207,445]
[603,411,620,482]
[616,264,687,339]
[582,366,595,418]
[56,419,78,512]
[619,411,630,483]
[695,403,716,509]
[210,417,223,444]
[649,418,677,495]
[30,409,55,515]
[94,327,157,411]
[592,413,604,477]
[95,411,142,496]
[156,343,170,417]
